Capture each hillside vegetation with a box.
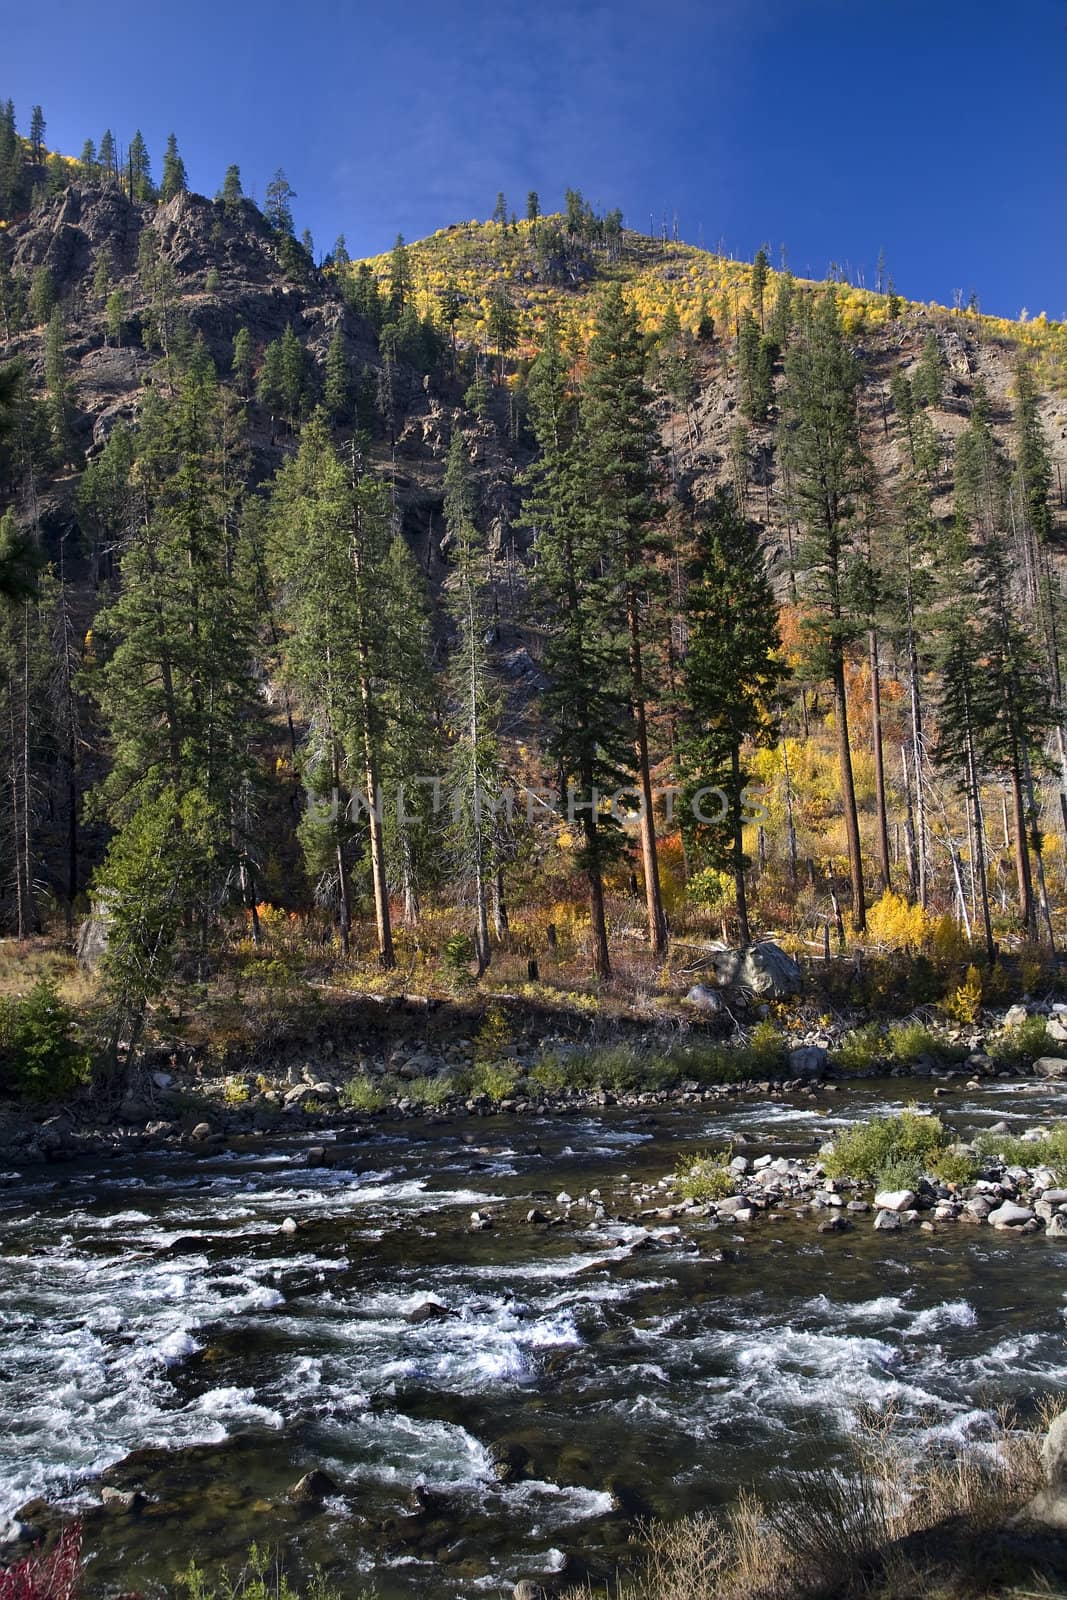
[1,113,1067,1095]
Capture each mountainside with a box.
[2,170,1067,973]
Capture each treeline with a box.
[1,150,1065,1050]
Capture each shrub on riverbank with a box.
[564,1407,1055,1600]
[821,1109,948,1187]
[176,1546,359,1600]
[673,1149,735,1201]
[0,980,93,1101]
[976,1122,1067,1182]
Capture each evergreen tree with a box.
[219,164,242,207]
[232,325,253,397]
[256,338,285,414]
[332,233,350,267]
[492,191,507,226]
[388,234,411,315]
[160,133,187,201]
[267,414,397,965]
[912,333,944,408]
[29,105,45,162]
[105,287,125,346]
[487,280,518,380]
[79,139,98,179]
[678,488,785,945]
[779,288,869,930]
[443,430,506,971]
[751,245,769,331]
[92,248,112,302]
[324,323,351,423]
[98,129,117,183]
[27,266,55,327]
[526,190,540,222]
[127,130,153,201]
[264,169,295,233]
[522,313,631,977]
[581,284,669,954]
[43,306,70,461]
[89,363,259,1051]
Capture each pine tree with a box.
[779,288,869,930]
[29,106,45,162]
[279,324,309,427]
[105,287,125,347]
[912,334,944,408]
[521,313,631,978]
[751,246,769,331]
[89,363,259,1050]
[92,248,111,302]
[678,488,785,945]
[160,133,187,201]
[324,323,351,423]
[232,325,253,397]
[79,139,98,179]
[267,414,397,965]
[581,284,669,954]
[332,234,350,267]
[388,234,411,315]
[526,191,540,222]
[487,280,518,381]
[443,430,505,971]
[256,338,285,414]
[98,129,117,183]
[220,164,242,207]
[127,131,153,201]
[264,169,295,233]
[492,191,507,226]
[28,266,55,327]
[43,306,70,461]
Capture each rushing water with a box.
[2,1077,1066,1597]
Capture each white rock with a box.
[988,1200,1035,1228]
[279,1217,298,1234]
[873,1209,902,1231]
[873,1189,916,1213]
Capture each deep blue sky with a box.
[6,0,1065,319]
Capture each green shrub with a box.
[976,1123,1067,1181]
[471,1060,519,1102]
[531,1052,572,1094]
[745,1020,787,1074]
[339,1073,387,1112]
[673,1148,736,1202]
[993,1016,1061,1068]
[404,1073,457,1108]
[835,1023,883,1075]
[886,1021,940,1063]
[929,1146,980,1187]
[822,1109,946,1186]
[0,980,92,1100]
[875,1156,924,1192]
[440,933,475,990]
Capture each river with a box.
[2,1076,1065,1597]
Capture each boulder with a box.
[1033,1058,1067,1080]
[988,1200,1035,1228]
[1046,1214,1067,1239]
[287,1469,339,1504]
[1003,1004,1030,1027]
[188,1121,213,1142]
[407,1300,456,1325]
[1017,1411,1067,1529]
[101,1486,146,1512]
[873,1209,902,1231]
[513,1583,547,1600]
[788,1045,828,1076]
[1046,1018,1067,1043]
[76,912,110,968]
[701,941,802,998]
[874,1189,916,1213]
[685,984,722,1013]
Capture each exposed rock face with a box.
[1018,1412,1067,1530]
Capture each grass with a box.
[561,1405,1056,1600]
[992,1016,1066,1068]
[835,1023,884,1074]
[175,1545,366,1600]
[338,1074,387,1113]
[821,1109,948,1189]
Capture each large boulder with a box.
[1034,1058,1067,1080]
[76,913,110,968]
[1017,1411,1067,1529]
[701,941,802,999]
[684,984,722,1013]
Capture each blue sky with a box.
[6,0,1065,318]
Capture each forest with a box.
[0,103,1066,1092]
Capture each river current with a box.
[2,1077,1065,1596]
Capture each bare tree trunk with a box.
[627,577,667,955]
[582,808,611,979]
[832,652,866,932]
[730,744,751,947]
[869,628,891,893]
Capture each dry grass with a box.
[0,938,98,1008]
[562,1408,1056,1600]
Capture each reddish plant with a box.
[0,1525,82,1600]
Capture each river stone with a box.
[1033,1058,1067,1079]
[101,1486,145,1512]
[513,1583,547,1600]
[874,1189,916,1213]
[788,1045,828,1075]
[288,1469,339,1504]
[408,1299,456,1324]
[873,1209,902,1231]
[988,1200,1035,1227]
[1003,1004,1030,1027]
[685,983,722,1012]
[189,1122,213,1142]
[1046,1214,1067,1238]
